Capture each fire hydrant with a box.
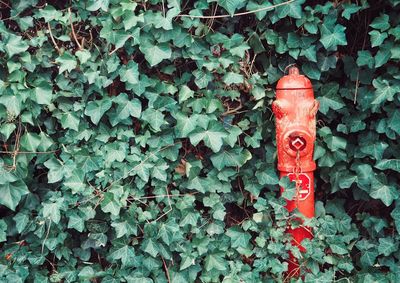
[272,66,319,277]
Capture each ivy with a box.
[0,0,400,282]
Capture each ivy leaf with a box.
[226,226,251,248]
[141,108,166,132]
[388,109,400,135]
[204,253,227,271]
[210,148,252,170]
[20,132,41,151]
[60,112,80,131]
[371,79,399,105]
[189,121,228,152]
[67,212,85,232]
[84,99,112,125]
[175,113,198,137]
[110,94,141,125]
[256,167,279,185]
[4,34,29,57]
[223,72,244,85]
[55,51,77,73]
[119,61,139,85]
[13,212,29,233]
[140,43,172,67]
[369,30,388,48]
[101,192,121,216]
[0,220,6,242]
[109,245,135,267]
[375,159,400,172]
[141,238,159,257]
[319,24,347,50]
[218,0,245,16]
[42,200,63,224]
[378,238,397,256]
[391,201,400,235]
[87,0,109,11]
[317,83,345,114]
[0,181,29,211]
[370,14,390,31]
[34,82,53,105]
[369,176,398,206]
[178,86,194,103]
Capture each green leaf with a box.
[178,86,194,103]
[44,158,66,183]
[371,79,399,105]
[42,201,62,223]
[375,159,400,173]
[0,181,29,211]
[223,72,244,85]
[60,112,80,131]
[20,132,41,151]
[356,50,374,68]
[226,226,251,248]
[109,245,135,267]
[119,61,139,85]
[87,0,109,11]
[256,167,279,185]
[0,220,6,242]
[140,43,172,67]
[34,82,53,105]
[369,177,398,206]
[4,34,29,57]
[370,14,390,31]
[391,201,400,235]
[101,192,121,216]
[317,83,345,114]
[388,109,400,135]
[210,148,252,170]
[175,113,198,137]
[85,99,112,125]
[218,0,245,16]
[369,30,388,48]
[55,51,77,73]
[378,237,397,256]
[67,212,85,232]
[0,94,21,116]
[110,93,141,125]
[141,238,159,257]
[319,24,347,50]
[189,121,228,152]
[75,49,91,64]
[13,212,29,233]
[204,253,227,271]
[141,108,166,132]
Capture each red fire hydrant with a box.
[272,66,319,277]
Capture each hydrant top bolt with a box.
[288,66,299,75]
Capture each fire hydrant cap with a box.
[276,66,313,90]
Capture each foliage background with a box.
[0,0,400,282]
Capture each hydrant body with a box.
[272,66,319,276]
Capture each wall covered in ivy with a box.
[0,0,400,282]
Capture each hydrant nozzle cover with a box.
[276,66,313,90]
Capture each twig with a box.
[68,8,82,50]
[0,149,58,154]
[41,220,52,254]
[161,257,171,283]
[133,192,198,200]
[153,187,173,223]
[177,0,295,19]
[221,103,243,116]
[47,22,61,54]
